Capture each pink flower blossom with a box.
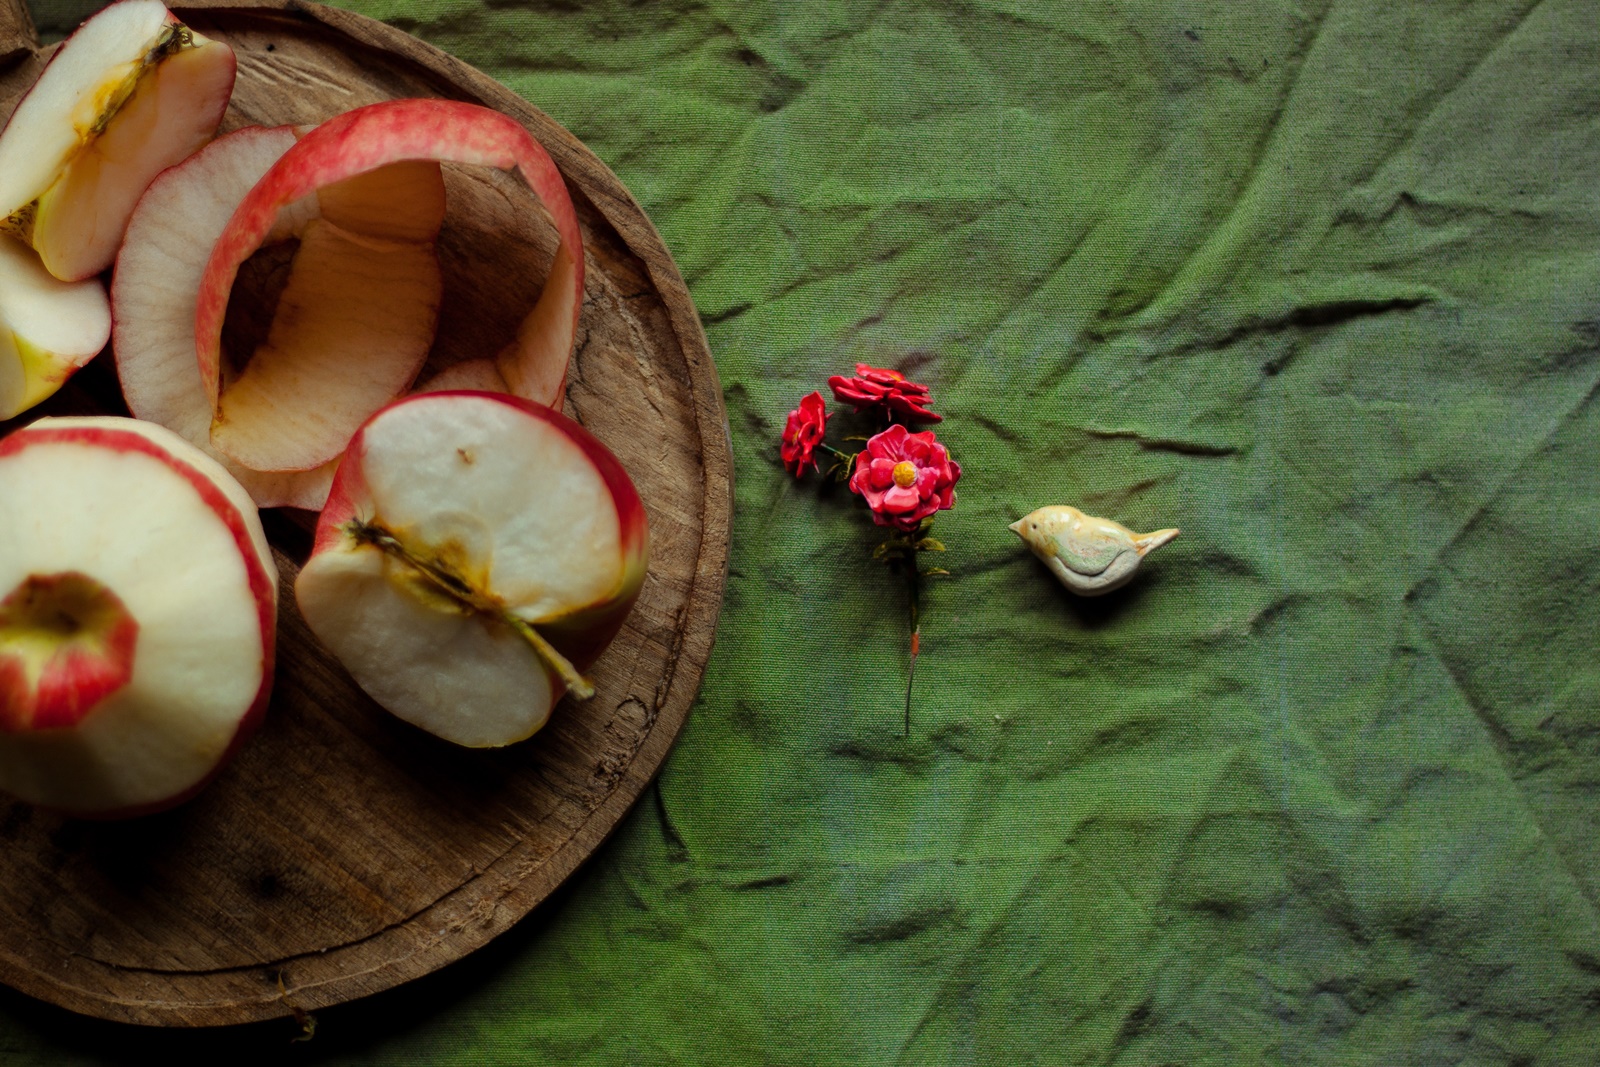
[848,424,960,531]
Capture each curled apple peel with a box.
[196,98,586,475]
[114,125,338,508]
[114,125,448,504]
[207,163,447,473]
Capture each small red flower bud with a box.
[827,363,942,423]
[779,391,830,477]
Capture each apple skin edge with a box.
[0,420,278,819]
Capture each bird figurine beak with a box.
[1010,505,1178,597]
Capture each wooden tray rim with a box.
[0,0,732,1027]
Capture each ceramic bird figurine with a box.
[1009,505,1178,596]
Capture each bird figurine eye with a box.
[1008,505,1177,596]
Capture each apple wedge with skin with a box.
[0,235,111,421]
[0,0,235,282]
[195,98,586,476]
[0,416,277,817]
[114,123,444,509]
[296,391,647,747]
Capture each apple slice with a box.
[0,0,235,281]
[296,391,647,747]
[0,416,277,817]
[0,235,111,420]
[114,124,443,507]
[196,98,586,475]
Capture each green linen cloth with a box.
[4,1,1600,1063]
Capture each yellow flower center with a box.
[892,461,918,488]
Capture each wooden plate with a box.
[0,0,730,1027]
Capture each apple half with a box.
[296,391,647,747]
[195,98,586,476]
[0,416,277,817]
[0,0,235,281]
[0,235,111,420]
[114,123,445,508]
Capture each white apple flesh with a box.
[0,416,277,817]
[296,391,647,747]
[0,235,111,420]
[0,0,236,281]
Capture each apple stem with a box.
[504,616,596,700]
[143,22,191,67]
[347,520,596,700]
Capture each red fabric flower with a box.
[848,424,960,531]
[827,363,942,422]
[780,391,830,476]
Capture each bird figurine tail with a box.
[1133,527,1180,556]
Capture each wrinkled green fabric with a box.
[4,0,1600,1063]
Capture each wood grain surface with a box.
[0,0,730,1027]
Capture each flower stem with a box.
[905,556,920,738]
[346,519,595,700]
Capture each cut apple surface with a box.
[0,416,277,817]
[0,235,111,420]
[296,391,646,747]
[210,192,445,473]
[0,0,235,281]
[114,124,442,507]
[196,98,586,475]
